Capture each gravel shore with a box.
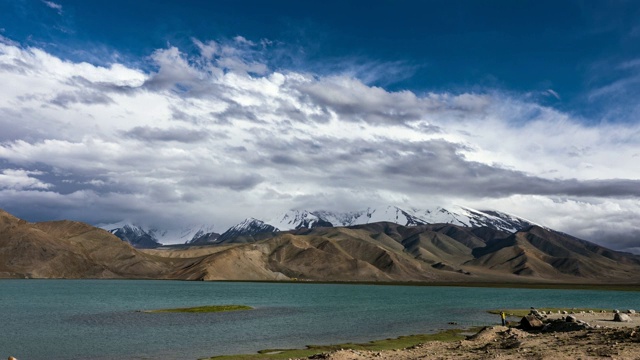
[295,312,640,360]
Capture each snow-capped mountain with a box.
[106,224,161,249]
[215,218,278,244]
[186,230,221,245]
[100,222,218,248]
[102,205,540,247]
[267,205,539,233]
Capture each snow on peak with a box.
[99,222,217,246]
[266,205,536,233]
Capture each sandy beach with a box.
[295,312,640,360]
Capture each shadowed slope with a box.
[467,226,640,280]
[0,210,182,279]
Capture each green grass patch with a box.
[144,304,253,313]
[487,307,610,317]
[205,328,479,360]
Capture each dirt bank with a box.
[297,325,640,360]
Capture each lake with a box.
[1,279,637,360]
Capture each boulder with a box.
[614,313,632,322]
[566,315,577,323]
[627,309,636,314]
[520,315,544,329]
[614,309,620,314]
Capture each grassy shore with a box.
[204,306,626,359]
[144,304,253,313]
[205,328,478,360]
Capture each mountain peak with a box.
[266,205,535,234]
[215,218,278,244]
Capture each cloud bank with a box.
[1,37,639,251]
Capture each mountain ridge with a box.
[2,208,640,283]
[103,205,539,249]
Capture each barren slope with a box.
[0,210,186,279]
[3,208,640,283]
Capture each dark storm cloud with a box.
[66,76,141,95]
[122,126,209,143]
[50,90,114,108]
[270,154,302,166]
[379,139,640,198]
[216,102,262,123]
[248,135,640,200]
[589,229,640,254]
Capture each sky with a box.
[1,0,640,252]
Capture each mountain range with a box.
[101,205,539,248]
[2,207,640,284]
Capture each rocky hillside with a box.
[166,222,640,283]
[2,208,639,283]
[0,209,183,279]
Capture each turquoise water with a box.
[0,280,637,360]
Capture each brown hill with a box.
[2,208,640,283]
[160,222,640,283]
[0,209,181,279]
[466,226,640,280]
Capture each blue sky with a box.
[1,0,640,251]
[4,0,640,117]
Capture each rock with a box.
[520,315,544,329]
[627,309,636,314]
[614,309,620,314]
[614,313,632,322]
[562,310,568,315]
[566,315,577,323]
[9,357,18,360]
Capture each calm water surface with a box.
[0,280,638,359]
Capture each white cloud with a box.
[42,1,63,15]
[233,35,255,46]
[192,38,219,60]
[0,36,639,250]
[545,89,560,99]
[0,169,51,190]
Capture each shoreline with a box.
[206,309,640,359]
[287,324,640,360]
[3,278,640,292]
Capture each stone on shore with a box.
[566,315,577,323]
[520,315,544,329]
[614,313,632,322]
